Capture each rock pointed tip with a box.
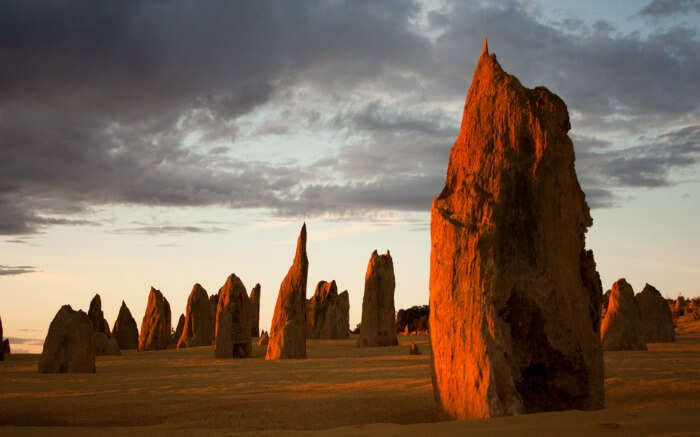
[299,222,307,242]
[482,36,488,55]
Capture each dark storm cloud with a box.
[114,225,228,235]
[339,101,457,137]
[0,0,429,120]
[640,0,700,16]
[0,265,37,276]
[0,0,431,234]
[428,2,700,124]
[598,125,700,188]
[1,0,699,234]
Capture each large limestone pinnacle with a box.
[429,38,604,419]
[266,223,309,359]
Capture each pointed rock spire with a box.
[113,301,139,350]
[138,287,171,351]
[429,41,604,419]
[481,36,488,56]
[266,223,309,359]
[177,283,214,349]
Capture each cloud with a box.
[0,265,37,276]
[113,225,229,236]
[599,125,700,187]
[0,0,699,235]
[639,0,700,17]
[6,337,44,346]
[0,0,431,234]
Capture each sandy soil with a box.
[1,319,699,436]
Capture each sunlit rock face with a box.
[215,274,252,358]
[306,280,350,340]
[358,250,398,347]
[177,283,214,349]
[39,305,96,373]
[266,224,308,360]
[429,39,604,419]
[138,287,171,351]
[601,278,647,351]
[636,283,675,343]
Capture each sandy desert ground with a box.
[1,318,699,436]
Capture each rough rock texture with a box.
[358,250,397,347]
[215,274,252,358]
[396,305,430,333]
[306,280,350,339]
[209,293,219,342]
[688,299,700,319]
[601,279,647,351]
[409,343,422,355]
[88,293,120,356]
[39,305,96,373]
[636,284,675,343]
[88,294,111,336]
[602,290,611,318]
[258,331,269,346]
[112,301,139,350]
[429,40,604,419]
[250,283,261,338]
[266,224,308,360]
[172,314,185,346]
[672,297,687,318]
[177,283,214,349]
[138,287,172,351]
[94,332,121,356]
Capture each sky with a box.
[2,0,699,353]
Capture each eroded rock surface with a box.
[429,39,604,419]
[88,294,111,336]
[601,279,646,351]
[39,305,96,373]
[258,331,269,346]
[94,332,121,356]
[138,287,172,351]
[266,224,308,360]
[177,283,214,348]
[250,284,261,338]
[358,250,397,347]
[215,274,252,358]
[306,280,350,339]
[112,301,139,350]
[209,292,219,342]
[88,293,120,356]
[636,283,674,343]
[172,314,185,346]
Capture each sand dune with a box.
[1,319,699,436]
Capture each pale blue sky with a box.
[1,0,699,352]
